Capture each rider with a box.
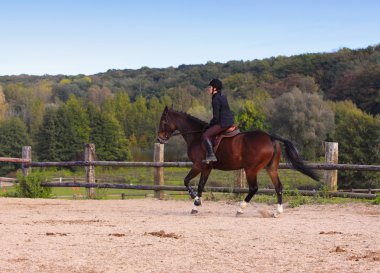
[202,79,234,163]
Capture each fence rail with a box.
[50,177,86,183]
[1,143,380,199]
[0,157,30,163]
[27,161,380,171]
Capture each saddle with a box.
[212,125,240,153]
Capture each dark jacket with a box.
[209,92,234,128]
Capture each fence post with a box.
[324,142,338,191]
[235,169,246,188]
[22,146,32,176]
[84,143,96,198]
[154,143,164,199]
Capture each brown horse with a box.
[157,106,319,216]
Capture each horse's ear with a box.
[164,106,168,113]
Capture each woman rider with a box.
[202,79,234,163]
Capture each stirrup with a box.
[202,155,217,164]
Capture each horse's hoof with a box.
[236,211,244,217]
[272,212,282,218]
[191,209,198,214]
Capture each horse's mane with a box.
[171,110,208,127]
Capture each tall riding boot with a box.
[202,139,217,163]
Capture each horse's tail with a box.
[270,134,320,181]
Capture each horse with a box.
[156,106,319,216]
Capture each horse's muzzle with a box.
[156,134,168,144]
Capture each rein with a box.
[172,129,205,136]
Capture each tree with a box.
[33,80,53,103]
[265,88,334,159]
[0,117,31,155]
[187,98,212,122]
[26,99,45,140]
[328,64,380,115]
[35,107,63,161]
[2,82,49,135]
[0,117,31,175]
[37,96,91,161]
[59,95,91,160]
[0,85,8,120]
[3,83,32,120]
[87,103,131,161]
[88,85,113,107]
[129,95,150,148]
[236,100,268,131]
[148,96,166,133]
[331,101,380,188]
[52,80,87,102]
[112,91,132,136]
[164,86,193,111]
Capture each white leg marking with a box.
[277,204,284,214]
[272,204,284,218]
[237,201,248,214]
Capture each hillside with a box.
[1,44,380,115]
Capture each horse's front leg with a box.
[184,168,201,199]
[191,168,212,214]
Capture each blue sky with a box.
[1,0,379,75]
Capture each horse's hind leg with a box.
[237,169,258,215]
[266,169,284,216]
[266,142,284,216]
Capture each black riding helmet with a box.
[208,79,223,91]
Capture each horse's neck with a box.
[174,115,203,146]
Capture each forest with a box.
[0,45,379,188]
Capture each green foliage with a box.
[328,64,380,115]
[2,82,50,136]
[36,95,91,162]
[88,103,131,161]
[0,84,8,120]
[59,95,91,160]
[15,173,52,198]
[35,107,63,161]
[236,99,268,131]
[187,100,212,122]
[286,189,309,208]
[265,88,334,159]
[0,117,31,175]
[0,117,31,155]
[52,76,89,102]
[372,195,380,205]
[331,101,380,188]
[93,188,109,200]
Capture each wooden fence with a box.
[1,142,380,199]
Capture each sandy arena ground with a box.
[0,197,379,273]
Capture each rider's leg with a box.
[201,125,225,163]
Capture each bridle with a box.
[158,129,205,144]
[157,115,205,143]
